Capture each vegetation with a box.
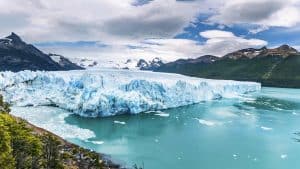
[0,95,119,169]
[155,55,300,88]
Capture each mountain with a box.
[153,45,300,88]
[224,45,298,59]
[48,53,83,70]
[137,57,164,70]
[0,33,83,72]
[76,57,164,70]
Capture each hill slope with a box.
[154,45,300,88]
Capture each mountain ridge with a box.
[0,32,83,72]
[152,45,300,88]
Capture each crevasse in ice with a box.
[0,69,261,117]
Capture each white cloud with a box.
[200,30,235,38]
[0,0,207,44]
[198,30,267,56]
[208,0,300,32]
[0,0,270,64]
[39,30,267,65]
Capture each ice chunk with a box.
[0,69,261,117]
[194,118,222,126]
[281,154,287,159]
[154,111,170,117]
[261,126,273,131]
[10,106,95,140]
[114,121,126,125]
[87,140,105,145]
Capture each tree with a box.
[0,114,43,169]
[41,134,64,169]
[0,95,10,113]
[0,125,15,169]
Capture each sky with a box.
[1,0,300,63]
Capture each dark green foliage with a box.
[0,124,15,169]
[0,113,43,169]
[0,95,104,169]
[155,55,300,88]
[41,134,64,169]
[0,95,10,113]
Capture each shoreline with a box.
[10,113,123,169]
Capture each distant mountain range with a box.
[0,33,83,72]
[1,33,299,88]
[152,45,300,88]
[76,57,164,70]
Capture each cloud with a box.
[198,30,267,56]
[0,0,270,64]
[38,30,267,65]
[0,0,206,43]
[200,30,235,38]
[208,0,300,32]
[131,0,154,6]
[140,30,267,59]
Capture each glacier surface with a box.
[0,69,261,117]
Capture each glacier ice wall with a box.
[0,69,261,117]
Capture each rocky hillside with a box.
[153,45,300,88]
[0,33,83,72]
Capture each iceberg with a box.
[0,69,261,117]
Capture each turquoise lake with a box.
[12,87,300,169]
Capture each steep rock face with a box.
[0,33,83,72]
[0,69,260,117]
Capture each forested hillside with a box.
[0,95,120,169]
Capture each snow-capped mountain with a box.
[153,45,300,88]
[48,53,83,70]
[76,57,164,70]
[0,69,260,117]
[224,45,299,59]
[0,32,83,71]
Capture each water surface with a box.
[12,87,300,169]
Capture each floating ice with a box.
[154,111,170,117]
[0,69,261,117]
[261,126,273,131]
[114,121,126,125]
[194,118,221,126]
[10,106,95,140]
[89,140,105,145]
[281,154,287,159]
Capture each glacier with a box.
[0,69,261,117]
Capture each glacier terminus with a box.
[0,69,261,117]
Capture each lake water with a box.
[11,87,300,169]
